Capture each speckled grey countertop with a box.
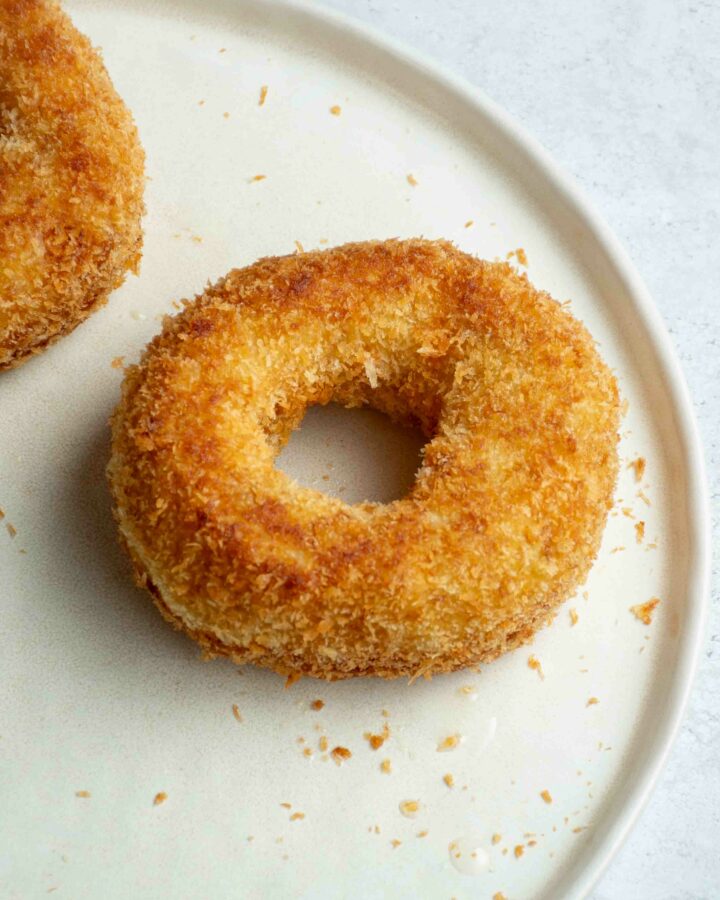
[316,1,719,896]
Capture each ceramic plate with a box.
[0,1,709,898]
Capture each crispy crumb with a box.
[280,802,291,809]
[406,173,418,187]
[586,697,599,707]
[464,220,474,228]
[436,733,461,752]
[514,845,524,858]
[302,747,313,757]
[259,85,268,106]
[319,736,328,752]
[516,247,528,266]
[6,522,17,538]
[540,789,553,804]
[153,791,167,806]
[390,839,402,848]
[290,812,305,821]
[443,773,455,788]
[75,790,90,798]
[417,830,428,838]
[111,356,125,369]
[570,609,579,626]
[399,800,420,818]
[331,746,352,764]
[310,699,324,711]
[630,598,660,625]
[493,893,507,900]
[329,105,341,116]
[635,521,645,543]
[231,704,242,722]
[492,833,502,845]
[629,457,646,482]
[364,722,390,750]
[380,759,392,774]
[250,174,266,182]
[528,655,544,679]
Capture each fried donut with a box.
[0,0,144,370]
[109,239,619,680]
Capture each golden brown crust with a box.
[0,0,145,370]
[108,239,619,680]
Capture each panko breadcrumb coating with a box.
[0,0,144,370]
[108,239,619,680]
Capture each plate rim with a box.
[231,0,711,895]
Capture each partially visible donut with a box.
[109,239,619,680]
[0,0,144,370]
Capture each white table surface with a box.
[314,1,719,897]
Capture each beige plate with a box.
[0,1,709,898]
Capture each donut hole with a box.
[275,401,427,504]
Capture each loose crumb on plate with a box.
[514,845,524,858]
[399,800,420,818]
[493,893,508,900]
[231,704,243,722]
[464,220,474,228]
[628,457,646,482]
[436,733,461,752]
[570,609,579,626]
[540,789,553,804]
[586,697,599,707]
[635,521,645,543]
[380,759,392,774]
[528,655,544,680]
[75,790,90,798]
[329,104,341,116]
[443,773,455,788]
[310,699,324,711]
[6,522,17,538]
[492,833,502,845]
[630,598,660,625]
[319,736,328,752]
[250,174,267,182]
[153,792,167,806]
[290,812,305,821]
[259,85,268,106]
[406,173,418,186]
[364,722,390,750]
[390,839,402,848]
[417,830,428,838]
[331,746,352,765]
[111,356,124,369]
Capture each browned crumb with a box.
[302,747,313,757]
[417,830,428,838]
[290,812,305,821]
[390,839,402,849]
[250,174,267,182]
[111,356,125,369]
[380,759,392,774]
[331,746,352,764]
[398,800,420,818]
[364,722,390,750]
[318,736,328,752]
[540,789,553,804]
[491,833,502,845]
[629,457,646,482]
[516,248,528,266]
[464,220,474,228]
[437,733,461,752]
[219,47,227,53]
[75,790,91,798]
[191,235,203,244]
[514,845,524,858]
[528,840,537,847]
[280,802,291,809]
[528,655,544,680]
[586,697,599,707]
[493,893,507,900]
[406,173,418,187]
[329,105,341,116]
[635,521,645,543]
[231,704,242,722]
[630,598,660,625]
[153,791,167,806]
[310,699,324,711]
[570,609,579,626]
[622,507,635,518]
[443,773,455,788]
[259,85,268,106]
[6,522,17,539]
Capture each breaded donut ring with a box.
[0,0,144,370]
[109,239,619,680]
